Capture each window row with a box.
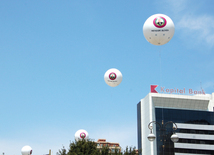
[175,148,214,154]
[179,129,214,135]
[178,138,214,145]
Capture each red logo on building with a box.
[151,85,158,93]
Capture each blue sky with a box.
[0,0,214,154]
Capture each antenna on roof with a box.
[200,81,203,91]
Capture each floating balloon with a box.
[75,129,89,141]
[104,68,122,87]
[143,14,175,45]
[21,145,32,155]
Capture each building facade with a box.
[137,93,214,155]
[95,139,121,153]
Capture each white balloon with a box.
[104,68,122,87]
[21,145,32,155]
[75,129,89,141]
[143,14,175,45]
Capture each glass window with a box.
[111,149,115,153]
[155,107,214,155]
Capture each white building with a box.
[137,92,214,155]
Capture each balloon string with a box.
[159,50,162,88]
[159,49,164,121]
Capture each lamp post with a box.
[147,120,179,154]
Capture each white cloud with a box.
[177,15,214,47]
[165,0,187,14]
[160,0,214,48]
[193,81,214,95]
[202,81,214,92]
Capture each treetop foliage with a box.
[57,139,138,155]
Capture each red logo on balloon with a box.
[153,17,167,28]
[80,132,86,139]
[109,72,117,80]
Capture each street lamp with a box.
[147,120,179,143]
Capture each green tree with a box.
[57,146,67,155]
[113,147,122,155]
[123,146,138,155]
[68,140,99,155]
[57,140,138,155]
[99,146,109,155]
[57,139,99,155]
